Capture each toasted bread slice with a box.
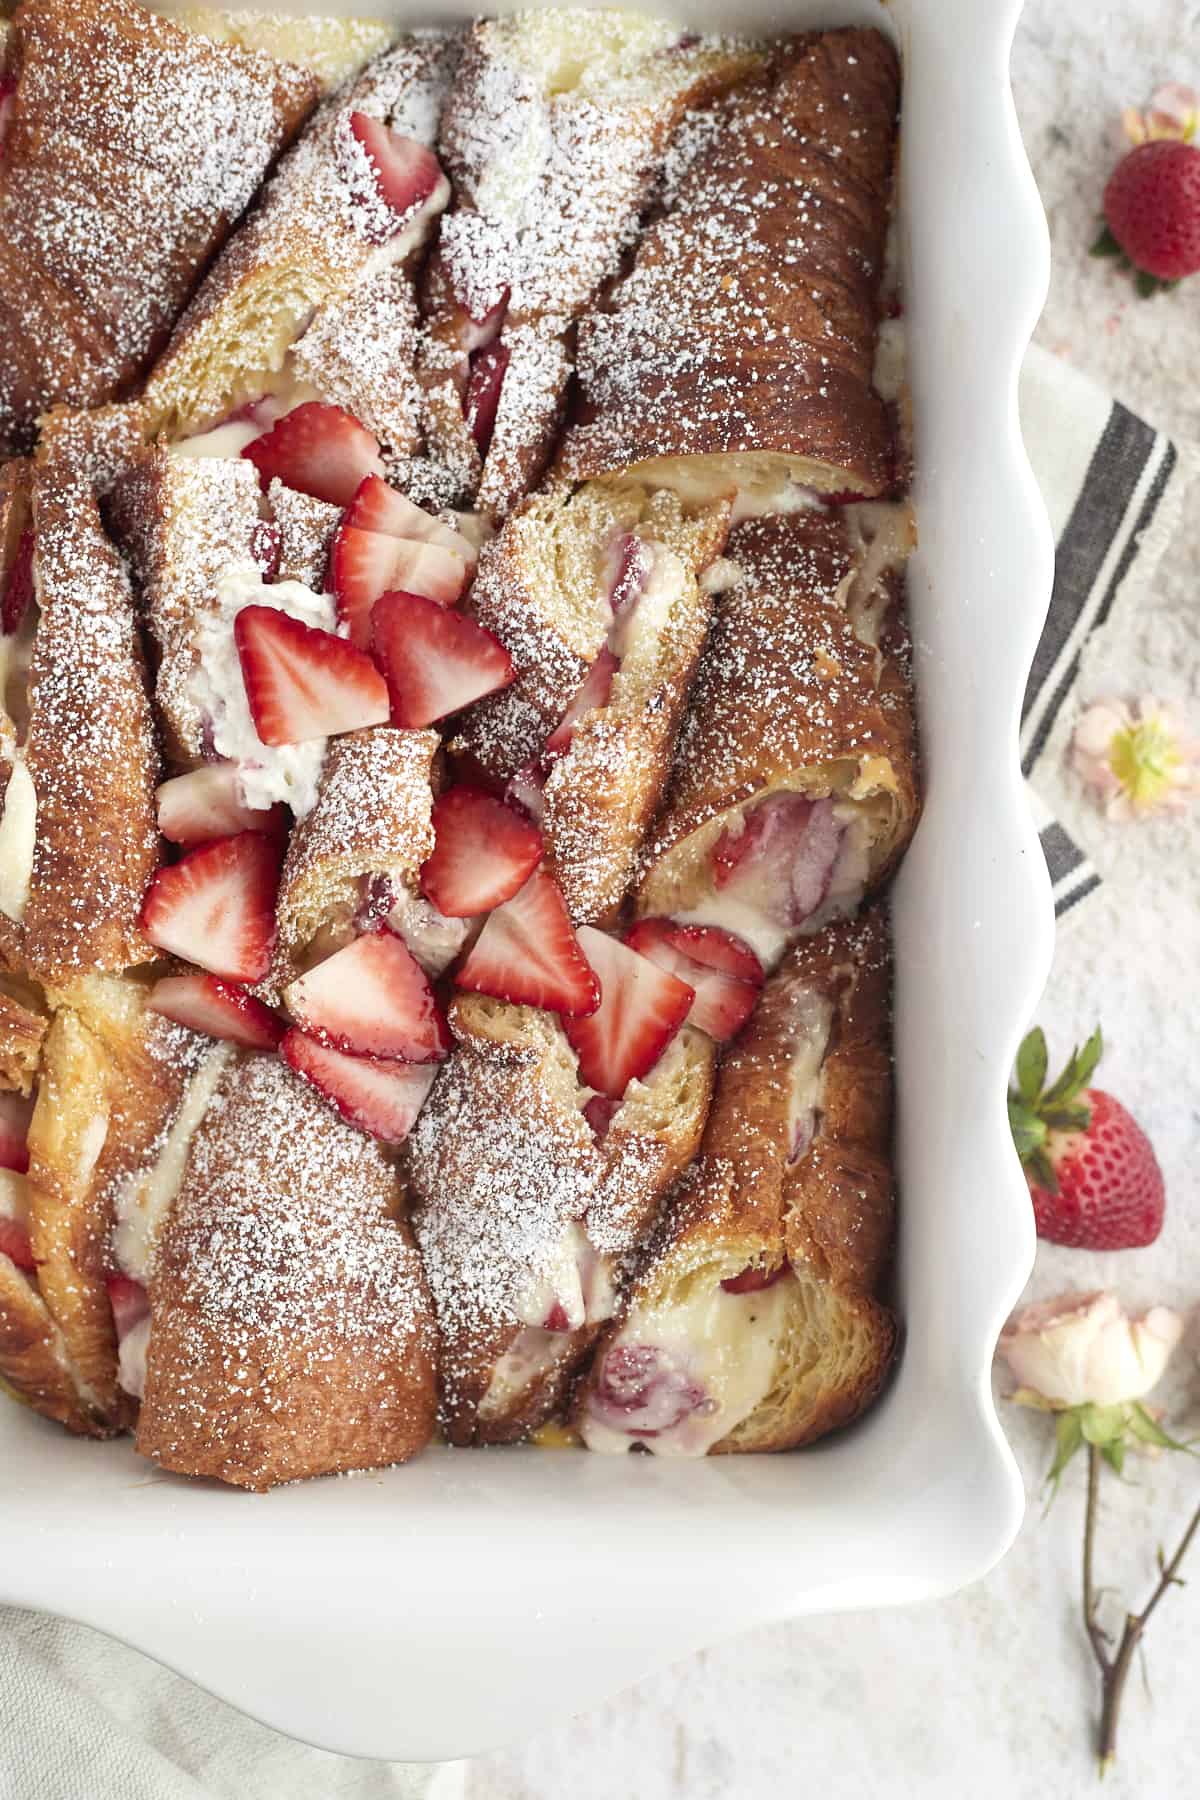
[578,909,895,1456]
[455,477,730,922]
[180,8,397,94]
[137,1053,437,1490]
[0,1251,103,1436]
[406,990,713,1444]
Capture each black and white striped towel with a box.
[1018,345,1190,919]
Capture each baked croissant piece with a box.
[405,990,713,1444]
[453,477,730,923]
[578,907,896,1455]
[0,0,320,457]
[635,505,918,969]
[136,1052,437,1490]
[413,9,763,519]
[559,27,900,505]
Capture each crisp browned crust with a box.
[406,993,713,1445]
[636,507,918,917]
[559,30,899,492]
[0,0,319,455]
[137,1054,437,1490]
[0,468,160,981]
[0,1255,105,1436]
[0,980,48,1095]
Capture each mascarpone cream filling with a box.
[113,1045,234,1285]
[0,755,37,923]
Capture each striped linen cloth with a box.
[1018,345,1187,918]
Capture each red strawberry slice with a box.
[464,343,510,454]
[624,918,763,1043]
[544,648,619,760]
[344,475,477,566]
[332,527,468,648]
[148,973,285,1051]
[243,402,384,507]
[235,605,389,746]
[140,831,281,983]
[371,589,514,728]
[720,1260,790,1295]
[605,532,652,622]
[284,928,450,1062]
[106,1273,151,1340]
[0,1218,34,1271]
[583,1094,620,1140]
[156,764,288,848]
[504,761,547,825]
[563,928,693,1099]
[2,527,33,636]
[348,112,445,227]
[0,1090,33,1174]
[282,1029,437,1143]
[419,787,543,919]
[712,793,842,926]
[456,869,599,1017]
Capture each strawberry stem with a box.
[1008,1025,1103,1181]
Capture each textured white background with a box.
[3,2,1198,1795]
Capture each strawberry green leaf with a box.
[1008,1096,1047,1162]
[1135,268,1165,297]
[1040,1103,1092,1133]
[1025,1146,1058,1193]
[1041,1028,1103,1111]
[1074,1027,1104,1091]
[1016,1027,1047,1103]
[1090,224,1123,258]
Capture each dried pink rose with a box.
[1070,695,1200,820]
[1000,1290,1183,1410]
[1122,83,1199,146]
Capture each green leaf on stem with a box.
[1016,1027,1048,1102]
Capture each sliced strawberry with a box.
[0,1218,34,1271]
[331,526,468,648]
[106,1273,151,1339]
[140,831,281,983]
[544,648,619,760]
[605,532,652,622]
[464,343,510,454]
[0,1091,33,1174]
[284,929,449,1062]
[563,928,693,1100]
[504,760,547,825]
[720,1260,790,1295]
[712,793,843,926]
[2,527,33,636]
[583,1094,620,1140]
[156,764,288,848]
[419,787,542,920]
[282,1029,437,1143]
[148,973,285,1051]
[371,589,514,728]
[235,605,389,747]
[243,402,384,507]
[456,869,599,1017]
[349,112,445,226]
[344,475,477,566]
[624,918,763,1043]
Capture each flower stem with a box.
[1093,1486,1200,1773]
[1083,1446,1108,1673]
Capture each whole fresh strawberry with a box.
[1093,139,1200,294]
[1008,1027,1165,1249]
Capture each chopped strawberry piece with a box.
[235,605,389,746]
[563,928,693,1100]
[456,869,599,1017]
[822,489,871,506]
[348,112,445,228]
[544,648,619,760]
[243,402,384,507]
[720,1260,790,1295]
[140,831,281,984]
[583,1094,620,1140]
[148,973,285,1051]
[2,527,33,636]
[0,1091,33,1174]
[156,764,288,848]
[0,1218,34,1271]
[249,519,282,581]
[106,1273,151,1340]
[284,929,449,1062]
[344,475,477,566]
[543,1301,571,1332]
[419,787,543,919]
[464,343,510,454]
[590,1343,708,1434]
[504,760,547,825]
[624,919,763,1043]
[712,793,843,926]
[371,589,514,728]
[605,532,652,622]
[332,526,468,648]
[281,1029,437,1143]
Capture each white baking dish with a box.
[0,0,1054,1761]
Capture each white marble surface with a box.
[3,3,1198,1795]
